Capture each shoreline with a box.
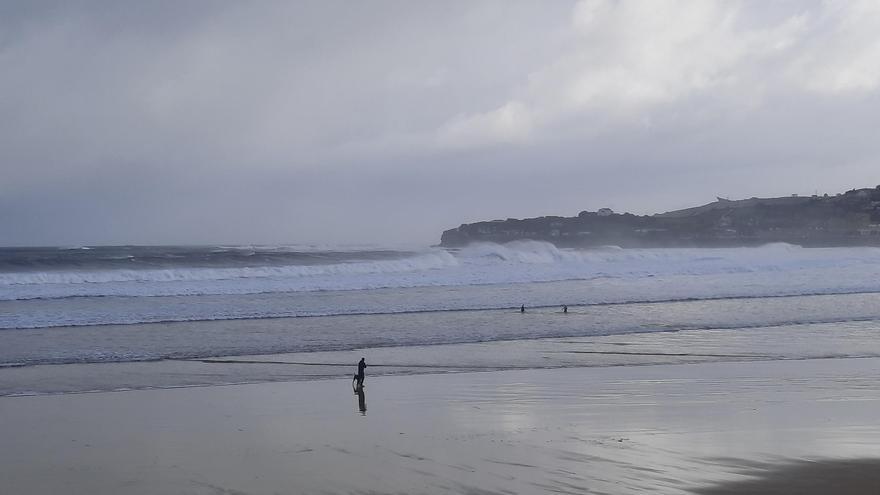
[5,316,880,397]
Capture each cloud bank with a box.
[1,0,878,246]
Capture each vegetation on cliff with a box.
[441,186,880,247]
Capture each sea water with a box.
[2,241,880,394]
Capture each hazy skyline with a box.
[2,0,879,246]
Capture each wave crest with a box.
[2,242,880,302]
[0,250,458,286]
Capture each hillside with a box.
[440,186,880,247]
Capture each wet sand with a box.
[694,458,880,494]
[1,357,879,494]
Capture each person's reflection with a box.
[356,387,367,415]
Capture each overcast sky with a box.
[2,0,879,246]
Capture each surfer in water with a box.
[354,357,367,390]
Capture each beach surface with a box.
[2,356,879,495]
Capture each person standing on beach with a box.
[356,357,367,388]
[520,304,525,313]
[563,305,568,313]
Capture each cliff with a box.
[440,186,880,248]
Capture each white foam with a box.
[2,242,880,302]
[0,250,458,288]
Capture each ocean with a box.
[3,241,880,395]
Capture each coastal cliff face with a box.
[440,186,880,247]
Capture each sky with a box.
[1,0,879,247]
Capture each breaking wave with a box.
[2,241,880,302]
[0,250,458,286]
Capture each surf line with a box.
[184,359,534,369]
[549,350,775,358]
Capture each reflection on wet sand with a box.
[356,386,366,415]
[693,458,880,494]
[2,357,879,494]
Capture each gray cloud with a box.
[1,0,879,246]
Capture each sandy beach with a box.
[2,356,879,494]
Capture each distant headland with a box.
[440,186,880,248]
